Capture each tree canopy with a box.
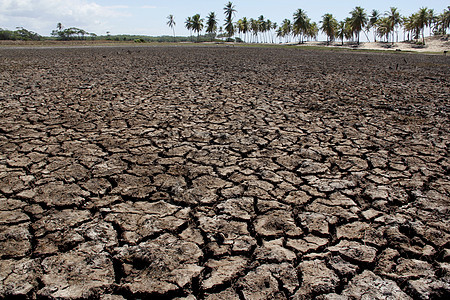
[0,27,41,41]
[51,24,95,40]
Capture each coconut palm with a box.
[344,18,354,41]
[416,7,430,44]
[437,6,450,34]
[293,9,309,43]
[280,19,292,43]
[167,15,176,42]
[443,6,450,33]
[266,19,273,43]
[386,7,402,43]
[276,27,283,43]
[404,14,421,41]
[191,14,204,41]
[403,15,414,41]
[250,18,259,43]
[321,13,338,45]
[376,17,392,42]
[206,12,218,41]
[236,18,244,41]
[241,17,250,42]
[427,9,438,35]
[336,21,346,45]
[185,16,193,41]
[427,9,437,35]
[306,22,319,41]
[368,10,380,42]
[218,26,224,40]
[223,1,236,39]
[271,22,278,43]
[257,16,264,42]
[350,6,368,44]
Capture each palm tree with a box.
[266,19,273,43]
[191,14,204,41]
[206,12,218,41]
[443,6,450,33]
[237,17,250,42]
[407,13,422,42]
[336,21,346,45]
[293,9,309,43]
[258,15,268,43]
[280,19,292,43]
[376,17,392,42]
[250,18,259,43]
[437,6,450,34]
[236,19,243,41]
[276,26,283,43]
[427,9,437,35]
[403,14,416,41]
[243,17,250,42]
[368,10,380,42]
[167,15,176,42]
[345,18,354,42]
[57,22,63,31]
[427,9,435,35]
[223,1,236,40]
[306,22,319,41]
[386,7,402,44]
[185,16,193,41]
[271,22,278,43]
[350,6,368,44]
[416,7,430,44]
[218,26,224,40]
[321,13,338,45]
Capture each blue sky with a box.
[0,0,447,38]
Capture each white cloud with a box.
[105,5,129,10]
[0,0,130,35]
[141,5,156,9]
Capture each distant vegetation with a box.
[97,35,226,43]
[0,27,41,41]
[51,23,97,40]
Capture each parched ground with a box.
[0,46,449,299]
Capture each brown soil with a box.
[0,46,449,299]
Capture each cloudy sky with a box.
[0,0,447,37]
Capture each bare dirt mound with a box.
[0,46,449,299]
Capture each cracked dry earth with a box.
[0,46,449,300]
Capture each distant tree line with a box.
[51,23,96,40]
[0,27,41,41]
[169,3,450,45]
[102,35,220,43]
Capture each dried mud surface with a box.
[0,46,449,299]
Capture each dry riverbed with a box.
[0,46,449,299]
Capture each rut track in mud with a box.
[0,46,449,299]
